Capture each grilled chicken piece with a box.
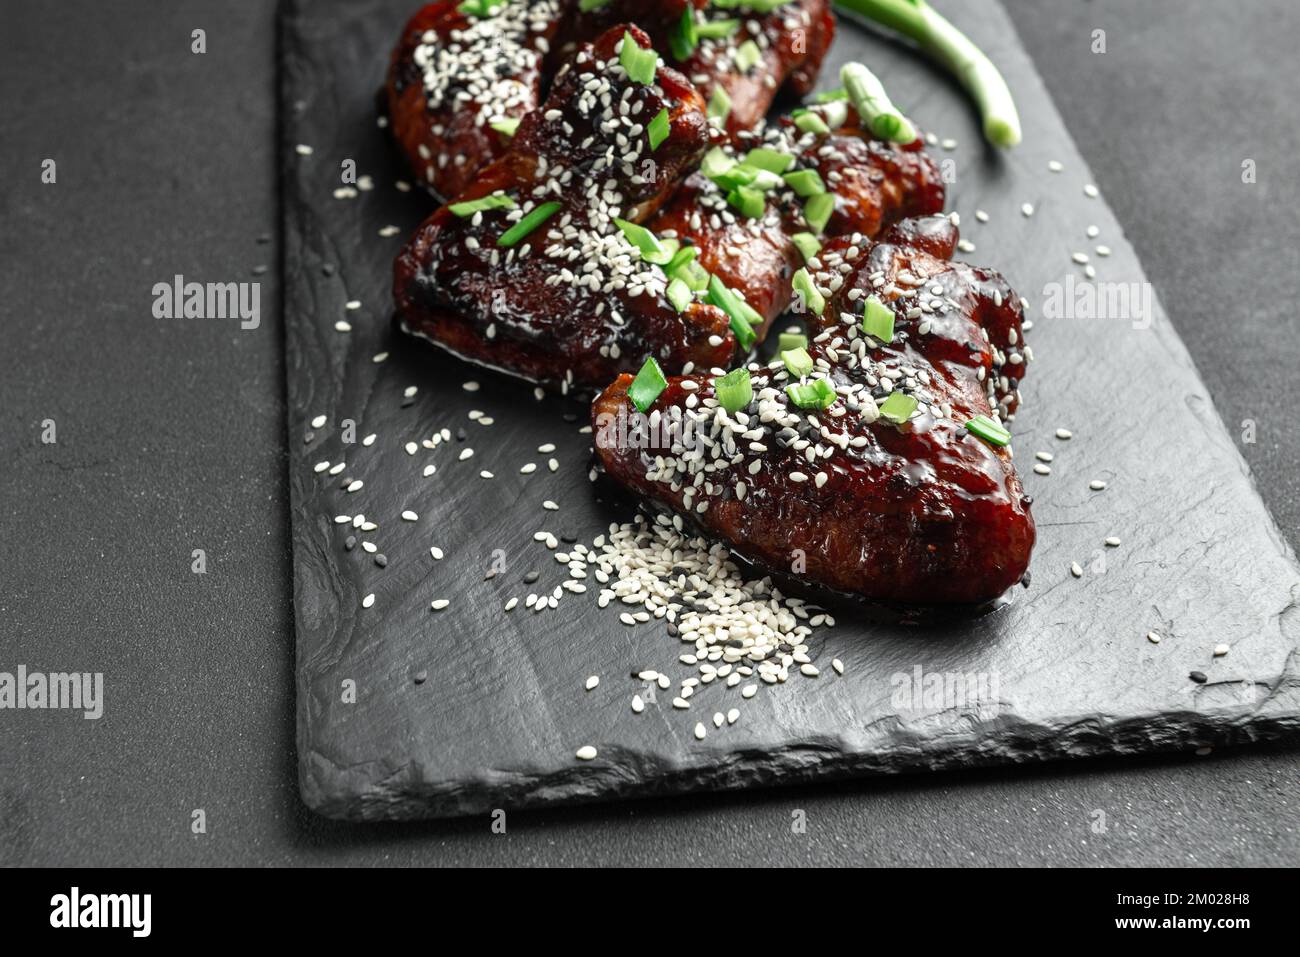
[386,0,569,200]
[592,214,1035,604]
[394,25,736,390]
[646,100,945,349]
[676,0,835,137]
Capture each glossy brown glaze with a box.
[592,214,1035,604]
[394,25,735,390]
[676,0,835,137]
[386,0,570,201]
[646,103,946,349]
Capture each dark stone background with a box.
[1,0,1295,866]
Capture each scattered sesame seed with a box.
[463,381,480,392]
[310,414,327,429]
[458,448,474,461]
[401,510,418,522]
[378,225,400,237]
[693,722,706,740]
[1105,537,1121,547]
[334,321,352,333]
[1213,643,1230,657]
[1070,562,1084,578]
[1048,160,1063,172]
[1083,183,1099,198]
[632,695,644,713]
[430,599,450,611]
[480,470,494,479]
[1035,451,1054,463]
[585,675,599,691]
[294,144,313,156]
[726,708,740,725]
[1055,428,1073,440]
[575,745,598,761]
[1147,631,1162,644]
[1021,202,1035,217]
[1095,244,1111,257]
[832,658,844,675]
[1033,463,1051,475]
[974,209,989,223]
[1089,480,1107,491]
[362,593,375,608]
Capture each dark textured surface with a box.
[284,0,1298,819]
[0,0,1296,865]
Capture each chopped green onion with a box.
[782,168,825,197]
[614,218,671,264]
[579,0,610,8]
[448,192,516,217]
[712,0,791,12]
[700,147,735,180]
[860,295,894,342]
[497,201,561,247]
[714,368,753,412]
[668,8,698,61]
[666,277,693,313]
[812,87,848,103]
[707,275,759,351]
[489,117,520,138]
[708,86,732,125]
[727,185,765,219]
[744,148,794,174]
[794,112,830,135]
[791,268,825,316]
[647,108,671,150]
[457,0,502,16]
[790,232,821,263]
[803,192,834,232]
[734,39,762,73]
[619,32,658,85]
[697,18,741,39]
[778,331,807,352]
[841,61,916,143]
[675,259,711,291]
[781,346,814,378]
[785,378,837,409]
[821,100,849,129]
[666,244,696,273]
[965,414,1011,447]
[831,0,1022,148]
[878,391,918,425]
[628,357,669,413]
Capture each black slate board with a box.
[281,0,1300,820]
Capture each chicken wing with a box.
[592,214,1035,604]
[394,24,736,390]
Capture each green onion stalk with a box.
[833,0,1022,148]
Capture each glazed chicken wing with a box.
[394,25,736,390]
[592,214,1035,604]
[646,99,945,348]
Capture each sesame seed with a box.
[832,658,844,675]
[1055,428,1073,440]
[362,593,375,608]
[401,509,418,521]
[1083,183,1099,197]
[1105,537,1121,547]
[430,546,444,560]
[334,321,351,332]
[1089,480,1107,491]
[1147,631,1162,644]
[459,448,474,461]
[1033,463,1051,476]
[1070,562,1083,578]
[575,745,598,761]
[310,414,327,429]
[430,599,450,611]
[726,708,739,724]
[1048,160,1063,172]
[463,381,480,392]
[1021,202,1035,217]
[345,300,361,310]
[585,675,599,691]
[1035,451,1054,462]
[632,695,644,713]
[693,722,706,740]
[1213,643,1230,657]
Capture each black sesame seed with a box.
[666,623,679,636]
[456,428,467,441]
[251,264,268,276]
[401,396,416,408]
[1020,570,1032,587]
[523,571,539,584]
[374,554,388,568]
[1189,671,1208,684]
[560,532,578,544]
[413,669,428,684]
[303,431,315,444]
[256,233,271,245]
[777,642,793,654]
[562,412,578,423]
[344,535,357,552]
[321,263,335,277]
[1020,495,1034,506]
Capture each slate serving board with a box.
[281,0,1300,820]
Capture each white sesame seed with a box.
[1021,202,1035,217]
[430,546,444,560]
[401,510,418,521]
[1213,643,1230,657]
[585,675,599,691]
[463,381,480,392]
[1070,562,1083,578]
[430,599,450,611]
[1089,480,1107,491]
[1055,428,1073,440]
[1105,537,1121,547]
[504,597,518,611]
[693,722,706,740]
[362,593,375,608]
[632,695,644,713]
[1083,183,1099,197]
[800,663,819,677]
[459,448,474,461]
[334,321,352,332]
[345,299,361,310]
[310,414,327,429]
[1147,631,1162,644]
[832,658,844,675]
[575,745,598,761]
[726,708,740,725]
[1048,160,1063,172]
[1033,464,1051,475]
